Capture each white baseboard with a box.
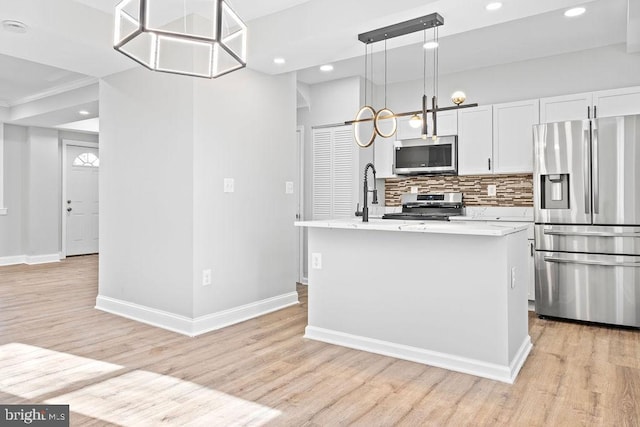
[96,291,299,337]
[509,336,533,383]
[192,292,299,336]
[305,326,532,384]
[0,253,60,266]
[0,255,26,266]
[25,254,61,265]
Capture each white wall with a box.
[385,44,640,113]
[99,68,195,317]
[99,66,298,326]
[0,125,26,257]
[23,128,60,257]
[192,69,297,317]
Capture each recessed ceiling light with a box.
[486,2,502,11]
[2,20,28,33]
[273,57,286,65]
[564,7,586,17]
[320,64,334,72]
[78,110,90,116]
[423,41,439,49]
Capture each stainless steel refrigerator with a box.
[533,114,640,327]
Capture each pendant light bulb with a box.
[409,114,422,129]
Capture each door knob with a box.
[67,207,72,212]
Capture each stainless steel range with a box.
[382,192,463,221]
[534,114,640,327]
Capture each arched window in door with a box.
[72,152,100,167]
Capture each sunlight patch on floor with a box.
[0,343,281,425]
[0,343,123,399]
[46,370,282,426]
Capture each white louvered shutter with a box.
[312,126,357,220]
[312,128,332,219]
[331,127,355,218]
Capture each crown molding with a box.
[9,76,99,107]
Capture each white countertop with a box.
[295,218,529,237]
[452,206,533,223]
[450,216,533,223]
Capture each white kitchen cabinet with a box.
[539,92,592,123]
[396,110,458,140]
[373,139,396,178]
[540,85,640,123]
[432,110,458,137]
[396,116,422,140]
[457,105,493,175]
[592,86,640,118]
[492,99,540,174]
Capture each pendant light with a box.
[373,38,397,139]
[347,14,478,137]
[113,0,247,79]
[431,24,439,140]
[420,28,429,140]
[354,43,376,148]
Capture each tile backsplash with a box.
[385,174,533,207]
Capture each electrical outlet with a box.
[511,267,516,289]
[202,269,212,286]
[311,253,322,269]
[410,186,419,194]
[488,184,497,197]
[223,178,234,193]
[285,181,294,194]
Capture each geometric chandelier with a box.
[114,0,247,79]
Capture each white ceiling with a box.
[0,0,637,129]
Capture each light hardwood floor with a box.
[1,255,639,426]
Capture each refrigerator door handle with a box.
[592,125,599,214]
[543,230,640,238]
[583,123,591,214]
[544,256,640,268]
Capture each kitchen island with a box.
[295,218,532,383]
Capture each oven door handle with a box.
[543,256,640,267]
[543,230,640,238]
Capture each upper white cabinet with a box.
[374,139,396,179]
[492,99,539,174]
[540,86,640,123]
[592,86,640,118]
[539,92,592,123]
[432,110,458,137]
[396,110,458,140]
[458,105,493,175]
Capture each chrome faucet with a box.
[355,163,378,222]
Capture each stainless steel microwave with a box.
[394,135,458,175]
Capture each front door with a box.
[65,145,99,256]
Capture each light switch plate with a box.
[488,184,497,197]
[311,253,322,269]
[285,181,294,194]
[511,267,517,289]
[224,178,234,193]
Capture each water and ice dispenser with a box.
[540,174,570,209]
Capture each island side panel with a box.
[506,230,531,363]
[306,227,513,366]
